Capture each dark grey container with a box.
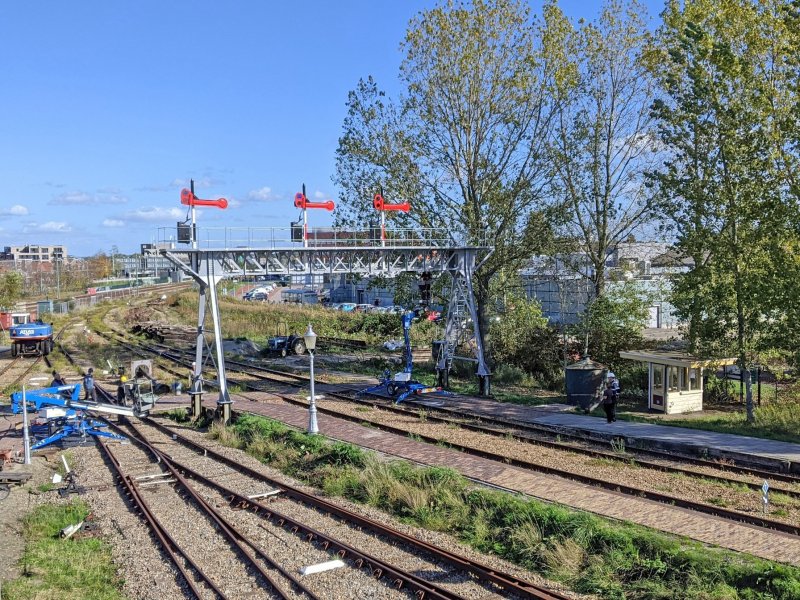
[565,356,607,410]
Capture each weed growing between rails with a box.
[194,413,800,599]
[3,501,123,600]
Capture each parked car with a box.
[337,303,357,312]
[246,292,269,301]
[354,304,373,313]
[384,305,406,314]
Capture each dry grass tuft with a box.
[541,538,586,582]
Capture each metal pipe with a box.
[308,349,318,434]
[22,385,31,465]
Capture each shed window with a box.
[688,368,700,391]
[676,367,691,391]
[652,365,663,387]
[667,366,679,391]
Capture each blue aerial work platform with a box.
[360,311,453,404]
[10,383,155,451]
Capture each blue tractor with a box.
[9,319,54,357]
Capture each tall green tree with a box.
[0,271,24,309]
[650,0,799,422]
[335,0,562,369]
[547,0,659,298]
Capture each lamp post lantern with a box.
[304,324,319,434]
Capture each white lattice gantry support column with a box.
[164,250,233,422]
[161,243,493,417]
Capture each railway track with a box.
[0,320,79,391]
[94,330,800,545]
[103,329,800,483]
[105,413,571,600]
[99,423,314,598]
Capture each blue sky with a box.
[0,0,663,258]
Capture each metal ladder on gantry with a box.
[159,227,492,424]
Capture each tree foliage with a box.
[650,0,800,421]
[0,271,24,309]
[571,279,650,368]
[547,0,659,297]
[488,291,562,386]
[335,0,562,366]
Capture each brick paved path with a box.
[156,394,800,565]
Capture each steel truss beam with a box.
[162,245,492,421]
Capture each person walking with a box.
[602,381,616,423]
[610,373,621,404]
[83,368,97,402]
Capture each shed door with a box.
[650,364,665,410]
[647,306,660,328]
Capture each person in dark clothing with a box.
[83,368,97,402]
[602,381,616,423]
[50,371,67,387]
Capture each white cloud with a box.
[138,174,225,193]
[23,221,72,233]
[123,207,185,222]
[49,191,128,206]
[314,190,327,199]
[0,204,29,216]
[248,186,274,201]
[51,191,93,205]
[102,219,125,227]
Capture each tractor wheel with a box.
[293,339,306,355]
[387,382,400,397]
[10,344,17,357]
[280,347,288,358]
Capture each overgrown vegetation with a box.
[172,292,441,348]
[3,501,122,600]
[210,413,800,599]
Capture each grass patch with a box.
[215,413,800,600]
[163,407,190,423]
[3,501,123,600]
[587,400,800,445]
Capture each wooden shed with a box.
[618,350,736,414]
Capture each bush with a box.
[489,294,563,387]
[492,363,528,386]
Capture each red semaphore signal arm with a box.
[294,192,334,211]
[373,193,410,212]
[181,188,228,209]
